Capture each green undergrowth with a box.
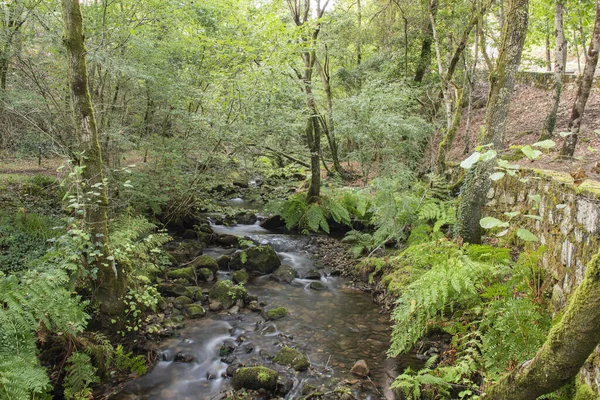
[373,238,554,398]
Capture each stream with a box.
[115,204,422,399]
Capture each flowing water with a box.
[116,210,423,400]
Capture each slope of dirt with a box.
[447,80,600,181]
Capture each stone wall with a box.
[485,168,600,395]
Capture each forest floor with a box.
[447,81,600,181]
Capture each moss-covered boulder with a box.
[216,255,231,270]
[184,304,206,318]
[173,296,193,309]
[262,307,288,321]
[157,283,191,298]
[169,241,204,263]
[232,269,249,284]
[167,266,196,283]
[271,264,298,283]
[234,211,257,225]
[208,280,247,309]
[231,366,278,391]
[197,267,214,282]
[186,286,205,302]
[217,234,239,248]
[229,245,281,274]
[273,347,310,371]
[191,255,219,273]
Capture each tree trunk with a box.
[457,0,529,244]
[436,89,464,174]
[356,0,362,65]
[464,27,480,154]
[316,56,350,180]
[560,0,600,157]
[485,249,600,399]
[61,0,125,322]
[479,19,494,71]
[414,0,438,83]
[540,0,566,140]
[545,32,552,71]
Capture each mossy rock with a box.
[157,283,192,298]
[166,252,178,267]
[197,267,214,282]
[173,296,193,309]
[196,224,214,234]
[184,304,206,318]
[234,211,257,225]
[263,307,288,321]
[169,241,204,263]
[208,280,247,309]
[217,234,239,247]
[273,346,310,371]
[191,255,219,273]
[232,269,249,284]
[186,286,204,301]
[196,231,213,245]
[229,245,281,275]
[167,266,196,283]
[231,366,278,391]
[217,255,231,270]
[271,264,298,283]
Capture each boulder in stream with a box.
[350,360,370,378]
[184,304,206,318]
[262,306,288,321]
[229,245,281,274]
[157,283,191,298]
[208,280,247,309]
[217,234,239,248]
[270,264,298,283]
[191,255,219,273]
[232,269,249,284]
[197,267,214,282]
[216,255,231,270]
[273,346,310,371]
[231,366,278,391]
[309,281,327,291]
[167,266,196,283]
[173,296,193,309]
[173,352,195,363]
[169,241,204,263]
[304,269,321,280]
[234,211,257,225]
[259,215,285,230]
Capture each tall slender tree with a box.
[560,0,600,157]
[61,0,126,323]
[457,0,530,244]
[540,0,567,140]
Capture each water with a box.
[116,210,419,399]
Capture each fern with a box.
[63,352,99,400]
[390,355,451,399]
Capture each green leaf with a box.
[528,194,541,205]
[460,152,481,169]
[504,211,520,218]
[516,228,539,242]
[524,214,543,221]
[521,145,542,160]
[519,178,529,183]
[497,159,520,169]
[587,146,598,153]
[490,172,505,181]
[480,150,497,162]
[495,229,509,237]
[479,217,509,229]
[556,204,567,209]
[532,140,556,149]
[559,131,573,137]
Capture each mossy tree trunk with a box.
[560,0,600,157]
[436,89,464,174]
[457,0,529,244]
[540,0,567,140]
[288,0,330,202]
[414,0,437,83]
[485,250,600,399]
[61,0,126,323]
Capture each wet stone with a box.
[219,340,236,357]
[309,282,327,291]
[173,352,195,363]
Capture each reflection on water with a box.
[116,213,413,400]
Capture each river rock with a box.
[217,234,239,247]
[209,280,247,309]
[195,268,212,282]
[191,255,219,273]
[173,296,193,309]
[231,367,278,391]
[309,281,327,291]
[277,377,294,396]
[247,301,261,312]
[273,346,310,371]
[216,255,231,270]
[234,211,257,225]
[271,264,298,283]
[174,352,195,363]
[350,360,370,378]
[158,283,191,298]
[232,269,249,284]
[229,245,281,274]
[262,307,288,321]
[169,241,204,263]
[167,266,196,283]
[259,215,285,230]
[186,286,204,301]
[209,301,223,311]
[304,269,321,279]
[184,304,206,318]
[181,229,198,240]
[226,362,242,377]
[219,340,236,357]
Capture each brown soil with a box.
[447,81,600,181]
